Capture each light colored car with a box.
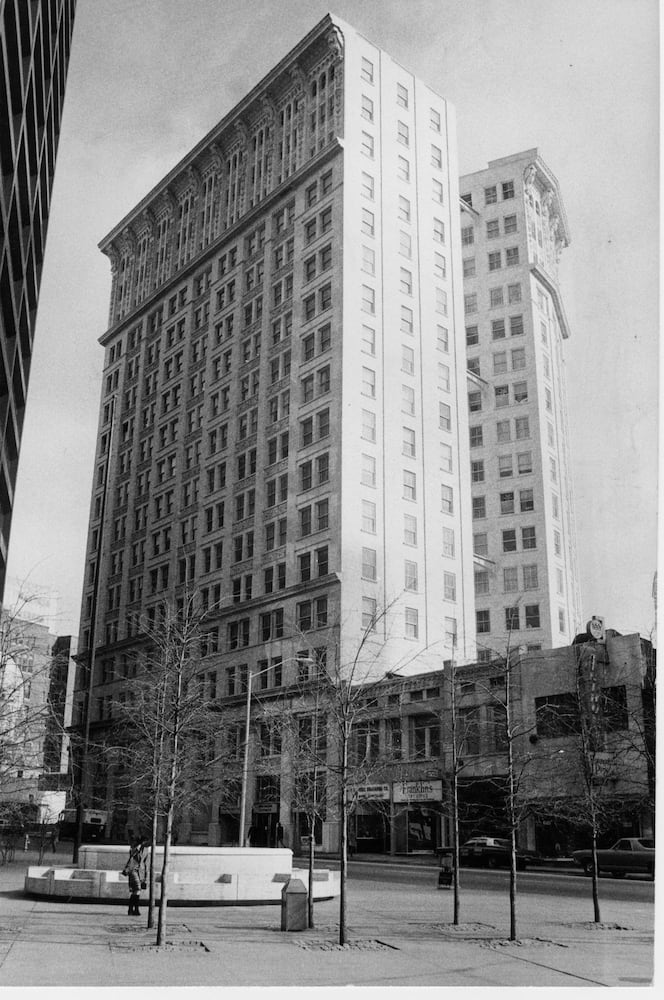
[572,838,655,878]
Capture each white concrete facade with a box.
[460,151,582,655]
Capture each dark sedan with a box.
[572,838,655,878]
[459,836,536,871]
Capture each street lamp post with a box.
[237,657,314,848]
[238,669,255,847]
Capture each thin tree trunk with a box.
[147,811,158,929]
[449,657,461,924]
[338,729,348,946]
[307,816,315,928]
[590,813,601,922]
[157,644,184,947]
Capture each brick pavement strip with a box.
[0,855,655,988]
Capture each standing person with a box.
[276,822,285,848]
[122,841,147,916]
[47,828,58,853]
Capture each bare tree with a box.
[1,592,56,836]
[526,639,651,923]
[108,594,223,943]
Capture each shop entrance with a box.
[393,805,439,853]
[251,809,278,847]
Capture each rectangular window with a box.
[502,529,517,552]
[441,485,454,515]
[503,567,518,592]
[461,226,474,246]
[505,606,520,631]
[397,155,410,182]
[473,532,488,556]
[472,496,486,520]
[517,450,532,474]
[470,459,484,483]
[403,469,417,501]
[526,604,541,629]
[362,547,377,580]
[523,564,538,589]
[476,610,490,634]
[522,526,537,550]
[361,94,374,121]
[362,453,376,487]
[362,596,377,630]
[519,488,534,512]
[362,409,376,441]
[404,559,418,591]
[396,82,409,108]
[362,499,376,533]
[405,607,419,639]
[513,381,528,403]
[361,131,374,158]
[510,315,524,336]
[490,287,504,307]
[515,417,530,440]
[361,57,374,83]
[469,426,483,448]
[495,385,509,408]
[397,120,409,146]
[500,491,515,514]
[362,366,376,397]
[404,514,417,546]
[361,285,375,314]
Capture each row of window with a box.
[470,422,531,450]
[476,604,541,634]
[360,55,442,136]
[461,212,517,246]
[475,564,540,595]
[460,180,515,209]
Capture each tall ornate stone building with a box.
[74,14,477,838]
[0,0,77,601]
[460,151,582,654]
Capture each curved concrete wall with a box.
[24,845,339,905]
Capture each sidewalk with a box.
[0,848,655,989]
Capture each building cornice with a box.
[98,13,339,253]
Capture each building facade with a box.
[1,609,71,824]
[0,0,77,601]
[73,14,477,828]
[460,151,582,654]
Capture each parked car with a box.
[572,838,655,878]
[459,836,537,871]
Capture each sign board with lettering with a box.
[355,784,390,801]
[392,779,443,803]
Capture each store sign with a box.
[355,784,390,801]
[393,779,443,803]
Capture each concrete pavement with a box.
[0,846,656,990]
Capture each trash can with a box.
[280,877,308,931]
[436,848,454,889]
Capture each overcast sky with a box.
[5,0,659,641]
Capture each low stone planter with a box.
[23,845,339,905]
